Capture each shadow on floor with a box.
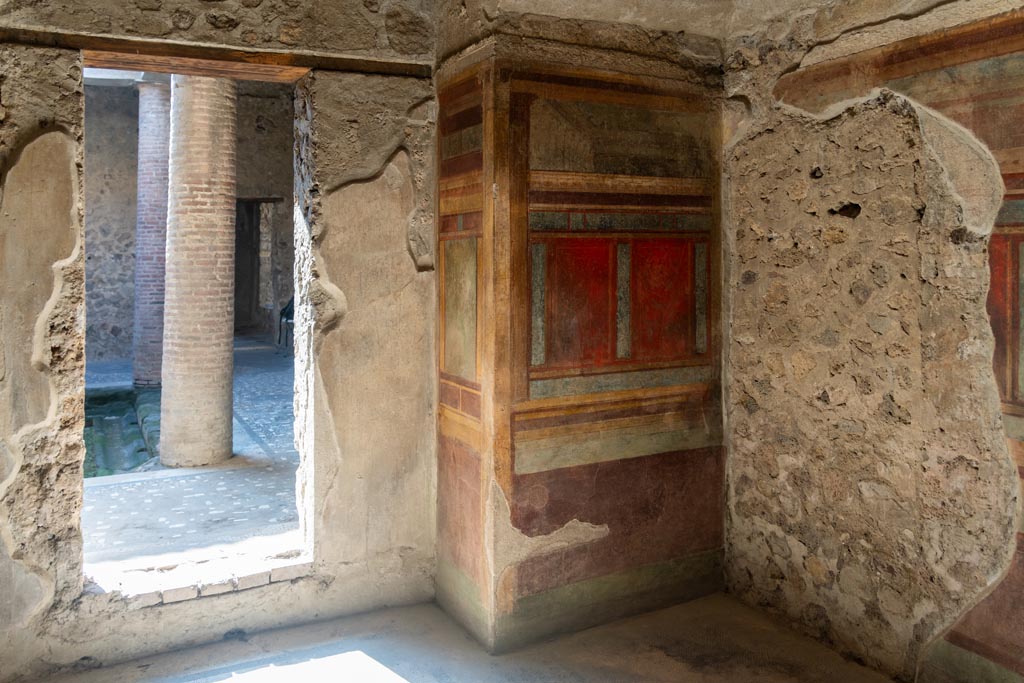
[40,595,893,683]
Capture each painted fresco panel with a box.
[529,211,713,232]
[443,238,478,382]
[528,99,712,178]
[631,239,696,361]
[528,235,710,379]
[997,199,1024,226]
[983,234,1010,397]
[529,365,714,399]
[544,239,614,368]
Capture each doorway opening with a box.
[81,66,304,596]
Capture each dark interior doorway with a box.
[235,198,261,331]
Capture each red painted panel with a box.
[988,234,1014,400]
[440,215,460,234]
[461,212,483,233]
[632,239,696,361]
[438,435,485,588]
[545,239,615,368]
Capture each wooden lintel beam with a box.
[0,26,433,81]
[83,50,309,83]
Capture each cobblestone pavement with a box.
[82,337,300,566]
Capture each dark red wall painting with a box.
[631,238,698,362]
[988,234,1018,403]
[437,62,724,649]
[542,238,615,369]
[499,71,724,641]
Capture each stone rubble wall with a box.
[84,85,137,362]
[0,0,434,61]
[725,90,1019,679]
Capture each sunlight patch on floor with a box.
[195,651,409,683]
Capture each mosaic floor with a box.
[82,337,300,567]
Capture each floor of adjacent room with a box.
[82,335,300,592]
[39,595,891,683]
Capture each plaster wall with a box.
[84,85,137,362]
[293,69,437,573]
[0,50,438,683]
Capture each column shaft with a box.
[131,82,170,386]
[160,75,237,467]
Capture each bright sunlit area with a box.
[82,66,304,596]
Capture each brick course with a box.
[132,82,170,386]
[160,75,237,467]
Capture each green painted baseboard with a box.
[436,556,493,648]
[492,548,724,653]
[919,639,1023,683]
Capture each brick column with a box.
[132,81,170,386]
[160,75,237,467]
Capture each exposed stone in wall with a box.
[296,72,435,271]
[0,42,84,671]
[725,90,1018,679]
[0,0,434,60]
[435,1,722,78]
[385,2,433,55]
[720,3,1024,679]
[84,85,137,362]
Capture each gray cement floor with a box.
[83,337,299,566]
[36,594,893,683]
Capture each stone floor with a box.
[83,336,300,578]
[37,594,893,683]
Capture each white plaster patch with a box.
[487,480,609,578]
